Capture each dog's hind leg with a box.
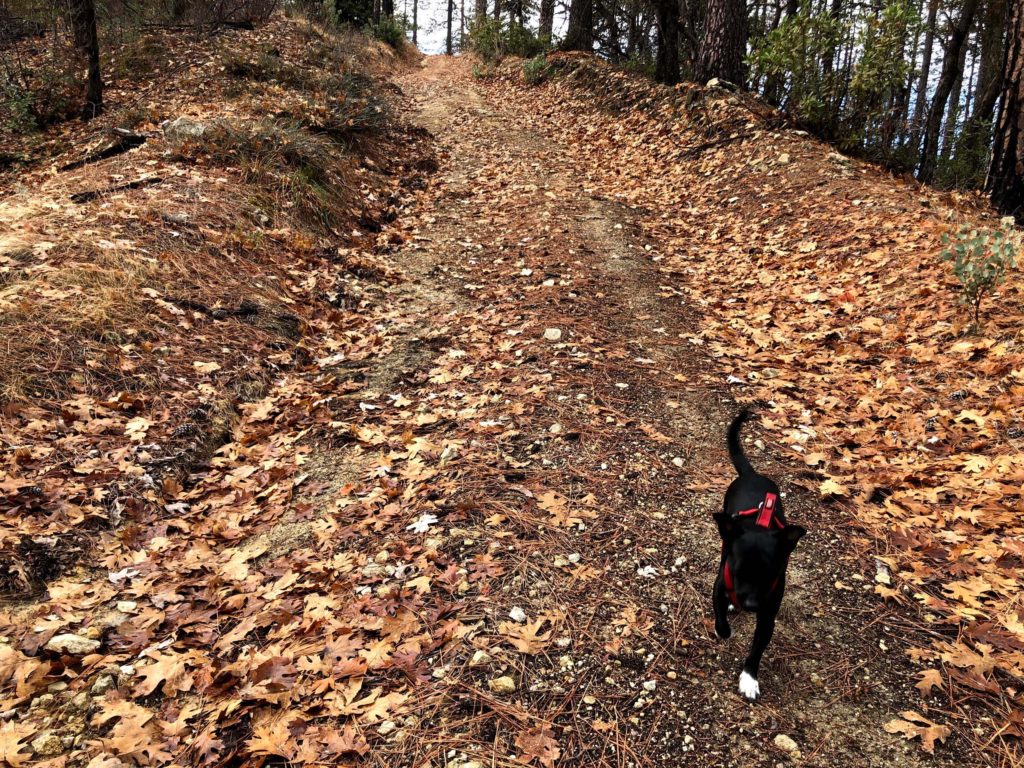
[738,612,776,701]
[713,575,732,639]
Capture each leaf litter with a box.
[0,26,1015,768]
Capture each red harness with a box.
[723,492,782,608]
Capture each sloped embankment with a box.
[0,19,424,591]
[489,55,1024,760]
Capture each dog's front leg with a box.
[713,573,731,639]
[738,612,776,701]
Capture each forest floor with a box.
[1,20,1021,768]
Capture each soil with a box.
[335,55,974,767]
[0,45,987,768]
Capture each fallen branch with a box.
[59,129,150,172]
[70,175,163,203]
[680,133,752,158]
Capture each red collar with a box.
[723,492,782,608]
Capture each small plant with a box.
[522,56,549,85]
[468,17,545,62]
[1,81,37,133]
[370,15,406,48]
[472,62,496,80]
[940,222,1018,328]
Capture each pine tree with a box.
[987,0,1024,217]
[696,0,747,85]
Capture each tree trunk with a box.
[695,0,747,85]
[446,0,454,53]
[66,0,102,119]
[654,0,680,84]
[413,0,419,43]
[918,0,980,183]
[987,0,1024,217]
[561,0,593,51]
[940,39,969,162]
[910,0,940,145]
[475,0,486,20]
[603,0,623,60]
[539,0,554,40]
[972,0,1009,124]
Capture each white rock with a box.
[774,733,800,756]
[31,732,63,757]
[508,606,527,623]
[487,676,516,694]
[642,679,657,692]
[45,634,100,656]
[469,650,492,667]
[162,116,207,141]
[543,328,562,341]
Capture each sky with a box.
[402,0,567,55]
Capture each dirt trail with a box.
[377,56,967,767]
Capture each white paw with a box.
[738,671,760,701]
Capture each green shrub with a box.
[472,62,496,80]
[468,17,545,61]
[1,81,37,133]
[940,223,1018,327]
[522,56,549,85]
[370,15,406,48]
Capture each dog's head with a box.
[714,513,806,611]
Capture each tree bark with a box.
[910,0,940,144]
[972,0,1009,124]
[918,0,979,183]
[602,0,623,60]
[446,0,454,53]
[987,0,1024,217]
[561,0,593,51]
[66,0,102,119]
[539,0,554,40]
[695,0,747,85]
[413,0,419,42]
[654,0,680,84]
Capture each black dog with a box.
[713,410,806,701]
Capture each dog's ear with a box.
[713,512,739,541]
[781,524,807,548]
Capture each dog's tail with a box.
[727,409,755,476]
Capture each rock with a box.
[543,327,562,341]
[774,734,800,757]
[45,634,100,656]
[706,78,722,88]
[642,679,657,692]
[378,720,397,736]
[162,117,207,141]
[508,606,527,623]
[30,694,54,710]
[451,762,485,768]
[91,674,116,696]
[31,732,63,757]
[361,562,385,579]
[487,676,516,694]
[777,153,791,164]
[115,600,138,613]
[70,692,91,712]
[469,650,492,668]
